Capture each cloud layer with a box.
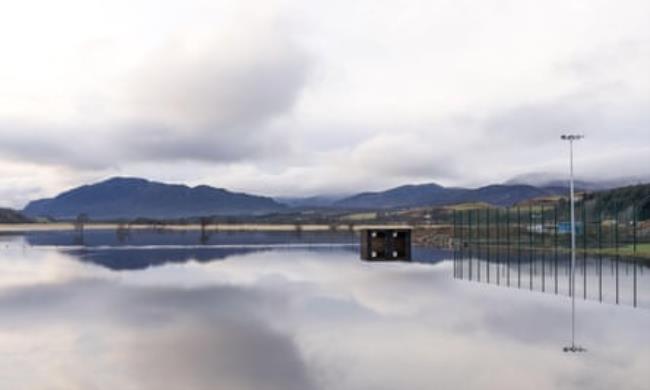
[0,0,649,206]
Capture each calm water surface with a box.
[0,230,648,390]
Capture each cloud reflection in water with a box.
[0,236,649,390]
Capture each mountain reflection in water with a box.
[0,231,648,390]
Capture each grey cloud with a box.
[115,287,315,390]
[120,31,311,162]
[128,36,309,129]
[557,39,650,84]
[0,27,310,170]
[483,84,649,146]
[0,0,648,201]
[0,184,41,208]
[124,317,315,390]
[0,279,317,390]
[0,123,117,169]
[438,81,650,184]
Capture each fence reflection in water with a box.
[453,248,649,309]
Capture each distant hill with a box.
[335,183,462,209]
[23,177,286,220]
[22,176,629,220]
[334,183,568,209]
[506,172,650,191]
[0,208,31,223]
[587,183,650,219]
[274,195,347,208]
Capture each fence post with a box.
[529,204,533,250]
[506,207,511,287]
[486,207,490,283]
[517,206,521,288]
[496,208,500,247]
[554,205,558,249]
[541,205,545,249]
[541,205,546,292]
[554,204,559,294]
[582,200,587,251]
[529,204,534,287]
[452,209,456,245]
[633,202,637,253]
[598,211,603,251]
[582,200,588,292]
[486,208,490,247]
[458,210,465,250]
[506,207,510,247]
[615,206,620,253]
[476,209,481,248]
[469,210,473,247]
[528,203,537,290]
[610,206,615,251]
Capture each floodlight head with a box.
[561,134,584,141]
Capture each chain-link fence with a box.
[451,199,650,256]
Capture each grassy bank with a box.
[456,243,650,262]
[590,244,650,259]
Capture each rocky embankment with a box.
[412,225,453,248]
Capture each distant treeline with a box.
[0,208,32,223]
[586,184,650,219]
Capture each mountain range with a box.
[22,177,286,220]
[505,171,650,191]
[19,175,647,220]
[332,183,567,209]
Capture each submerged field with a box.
[0,230,648,390]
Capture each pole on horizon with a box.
[561,134,586,353]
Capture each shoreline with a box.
[0,222,418,233]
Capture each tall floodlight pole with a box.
[561,134,585,353]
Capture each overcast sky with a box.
[1,0,649,207]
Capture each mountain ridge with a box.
[23,177,286,220]
[333,182,568,209]
[19,176,601,220]
[505,172,650,191]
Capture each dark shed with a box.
[360,228,412,261]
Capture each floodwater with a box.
[0,230,648,390]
